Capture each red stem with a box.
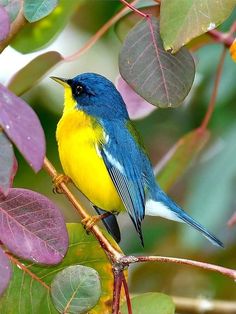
[119,0,148,18]
[122,274,133,314]
[208,29,235,47]
[200,47,227,131]
[112,269,123,314]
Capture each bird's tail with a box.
[145,192,223,248]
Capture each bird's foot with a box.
[82,213,111,232]
[52,174,71,194]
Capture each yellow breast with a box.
[56,103,123,213]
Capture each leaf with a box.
[115,0,160,42]
[0,4,10,41]
[0,84,45,172]
[119,17,195,108]
[0,130,17,196]
[0,188,68,264]
[116,75,156,120]
[7,51,63,96]
[160,0,236,53]
[0,247,11,296]
[155,128,210,192]
[11,0,83,53]
[23,0,58,22]
[120,292,175,314]
[51,265,101,314]
[0,223,121,314]
[0,0,21,22]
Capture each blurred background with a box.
[0,0,236,304]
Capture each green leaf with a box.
[0,0,20,22]
[7,51,63,95]
[11,0,83,53]
[0,223,118,314]
[160,0,236,53]
[51,265,101,314]
[23,0,58,22]
[120,292,175,314]
[119,17,195,108]
[156,128,210,192]
[115,0,160,42]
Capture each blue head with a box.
[52,73,129,120]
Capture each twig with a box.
[122,274,133,314]
[172,296,236,314]
[200,47,227,131]
[208,29,235,47]
[64,0,139,62]
[121,255,236,281]
[112,266,123,314]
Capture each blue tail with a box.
[146,190,224,248]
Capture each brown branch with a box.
[120,255,236,281]
[208,29,235,48]
[112,266,123,314]
[122,274,133,314]
[172,296,236,314]
[43,157,122,263]
[200,47,227,131]
[0,1,27,53]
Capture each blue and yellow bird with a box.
[53,73,223,247]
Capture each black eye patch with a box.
[76,85,83,95]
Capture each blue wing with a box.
[100,120,150,245]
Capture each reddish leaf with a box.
[0,131,17,196]
[116,75,156,120]
[228,212,236,227]
[0,188,68,265]
[0,84,45,172]
[0,5,10,41]
[8,51,63,96]
[0,247,11,296]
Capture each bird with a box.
[52,72,223,248]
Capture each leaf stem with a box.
[200,47,227,131]
[64,0,139,62]
[119,0,148,18]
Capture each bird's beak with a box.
[50,76,69,87]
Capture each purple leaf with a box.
[116,75,156,120]
[0,247,11,296]
[0,84,45,172]
[0,131,18,196]
[0,188,69,265]
[0,5,10,41]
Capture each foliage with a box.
[0,0,235,313]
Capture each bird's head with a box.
[51,73,129,120]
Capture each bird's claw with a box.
[81,213,110,233]
[52,174,71,194]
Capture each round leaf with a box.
[0,188,68,264]
[160,0,236,53]
[0,4,10,41]
[51,265,101,314]
[0,84,45,172]
[119,17,195,108]
[0,130,17,196]
[7,51,63,96]
[121,292,175,314]
[23,0,58,22]
[0,247,11,296]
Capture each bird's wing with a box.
[99,120,147,245]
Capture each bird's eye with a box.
[76,85,83,95]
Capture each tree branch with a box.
[172,296,236,314]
